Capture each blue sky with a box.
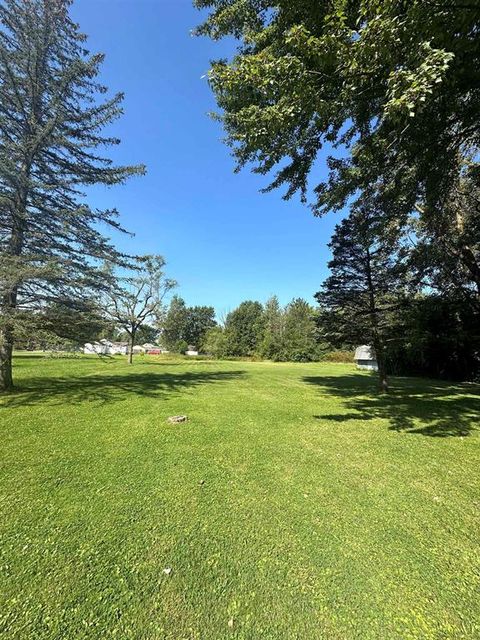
[70,0,341,315]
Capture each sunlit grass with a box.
[1,354,479,639]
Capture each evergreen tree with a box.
[13,302,105,350]
[0,0,144,390]
[316,202,410,392]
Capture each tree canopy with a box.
[160,296,216,352]
[224,300,265,356]
[195,0,480,385]
[0,0,144,390]
[103,255,176,364]
[195,1,480,216]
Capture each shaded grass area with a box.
[305,373,479,437]
[1,366,245,407]
[1,355,479,639]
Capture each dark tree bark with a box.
[128,328,135,365]
[0,325,14,391]
[1,205,26,391]
[365,248,389,393]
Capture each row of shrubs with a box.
[166,348,355,364]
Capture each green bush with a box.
[174,339,189,354]
[323,350,355,363]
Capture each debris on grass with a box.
[162,567,172,576]
[167,415,188,424]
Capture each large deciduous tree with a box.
[195,0,480,289]
[104,255,176,364]
[195,0,480,201]
[0,0,144,391]
[184,306,217,348]
[224,300,264,356]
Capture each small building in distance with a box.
[84,339,128,356]
[354,345,378,371]
[144,343,169,355]
[132,345,145,354]
[186,345,199,356]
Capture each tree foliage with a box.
[281,298,318,362]
[202,325,227,358]
[205,296,323,361]
[224,300,265,356]
[13,302,105,350]
[195,0,480,211]
[259,295,283,359]
[160,296,188,351]
[185,306,217,348]
[316,197,411,391]
[0,0,144,390]
[196,0,480,384]
[386,295,480,381]
[160,296,216,352]
[103,255,176,363]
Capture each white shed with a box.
[186,345,199,356]
[354,345,378,371]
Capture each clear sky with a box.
[70,0,341,315]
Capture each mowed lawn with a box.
[1,355,479,639]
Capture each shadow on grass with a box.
[303,373,480,437]
[2,369,246,408]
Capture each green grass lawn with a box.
[1,354,479,639]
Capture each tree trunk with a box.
[374,339,389,394]
[128,330,135,364]
[0,276,20,393]
[364,247,389,393]
[1,161,29,392]
[0,325,14,392]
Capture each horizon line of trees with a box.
[12,262,480,382]
[25,282,474,384]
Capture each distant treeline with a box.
[160,294,480,380]
[160,295,330,362]
[15,289,480,381]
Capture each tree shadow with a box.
[2,369,246,408]
[304,373,480,437]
